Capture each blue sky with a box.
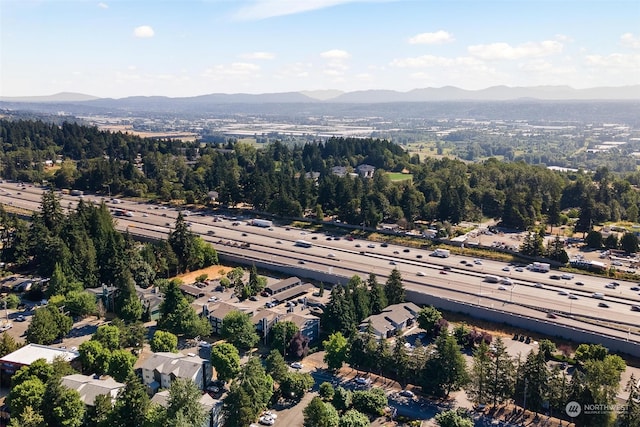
[1,0,639,98]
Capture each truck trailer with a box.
[252,219,273,228]
[432,248,450,258]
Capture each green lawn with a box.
[387,172,413,182]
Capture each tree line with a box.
[4,119,640,232]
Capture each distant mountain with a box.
[300,90,344,100]
[0,92,99,103]
[329,85,640,102]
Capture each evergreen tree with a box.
[487,337,515,406]
[367,273,387,314]
[421,333,469,397]
[384,268,405,305]
[467,341,491,405]
[620,374,640,427]
[109,372,150,427]
[40,379,85,427]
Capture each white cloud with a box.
[621,33,640,49]
[408,30,454,45]
[585,53,640,69]
[468,40,563,60]
[133,25,155,38]
[240,52,275,60]
[390,55,483,68]
[202,62,261,79]
[320,49,351,60]
[97,2,108,9]
[233,0,375,21]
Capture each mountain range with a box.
[2,85,639,105]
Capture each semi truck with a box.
[529,262,551,273]
[432,248,450,258]
[252,219,273,228]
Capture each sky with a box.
[1,0,639,98]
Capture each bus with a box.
[294,240,312,248]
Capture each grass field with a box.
[387,172,413,182]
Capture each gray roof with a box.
[150,389,217,411]
[140,352,207,380]
[266,277,302,294]
[359,302,421,335]
[61,374,124,406]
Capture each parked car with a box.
[399,390,415,397]
[355,377,370,385]
[290,362,303,369]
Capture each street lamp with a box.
[510,285,516,303]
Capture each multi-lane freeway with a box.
[2,182,640,344]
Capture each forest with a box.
[3,119,640,234]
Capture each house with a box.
[265,277,302,296]
[201,302,252,335]
[331,166,348,177]
[180,283,206,299]
[356,164,376,178]
[151,388,223,427]
[359,302,421,339]
[139,352,211,395]
[87,284,119,312]
[280,312,320,343]
[0,344,80,386]
[61,374,124,406]
[136,286,163,321]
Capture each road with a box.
[2,183,640,344]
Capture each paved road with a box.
[2,184,640,343]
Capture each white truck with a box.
[530,262,551,273]
[432,248,450,258]
[252,219,273,228]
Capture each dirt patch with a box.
[173,265,234,284]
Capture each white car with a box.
[355,377,370,385]
[558,290,569,296]
[416,271,426,277]
[474,259,482,265]
[199,341,212,349]
[399,390,415,398]
[327,253,336,258]
[208,296,218,302]
[568,294,579,300]
[498,286,507,291]
[367,244,376,248]
[259,416,275,426]
[502,266,511,271]
[290,362,303,369]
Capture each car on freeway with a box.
[399,390,415,398]
[515,267,524,272]
[502,266,511,271]
[355,244,361,247]
[381,243,388,247]
[311,236,318,240]
[327,253,336,258]
[598,302,610,308]
[561,273,574,280]
[403,249,410,253]
[290,362,303,369]
[460,260,467,264]
[298,260,305,265]
[631,286,640,291]
[534,283,544,288]
[546,312,557,319]
[439,271,448,275]
[498,286,507,291]
[474,259,482,265]
[276,240,282,244]
[416,254,423,258]
[575,281,585,286]
[393,251,399,254]
[390,261,397,265]
[242,233,248,237]
[367,244,375,248]
[631,305,640,312]
[417,271,426,276]
[605,283,617,289]
[558,290,569,296]
[550,275,561,280]
[568,294,579,300]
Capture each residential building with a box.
[356,164,376,178]
[264,277,302,296]
[359,302,421,339]
[201,301,252,335]
[0,344,80,386]
[61,374,124,406]
[151,388,222,427]
[139,352,211,395]
[331,166,348,177]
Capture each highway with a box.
[2,182,640,343]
